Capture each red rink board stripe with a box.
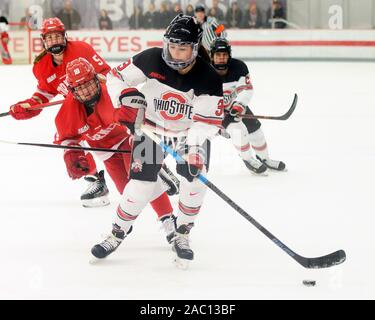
[230,40,375,47]
[147,40,375,47]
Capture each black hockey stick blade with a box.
[296,249,346,269]
[240,93,298,120]
[0,111,10,117]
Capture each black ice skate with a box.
[256,155,286,171]
[81,170,110,208]
[160,215,176,244]
[91,224,125,259]
[173,224,194,269]
[243,157,268,175]
[159,164,180,196]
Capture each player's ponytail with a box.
[33,50,48,64]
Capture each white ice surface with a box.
[0,61,374,300]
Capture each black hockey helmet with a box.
[210,37,232,71]
[162,14,203,70]
[0,16,9,24]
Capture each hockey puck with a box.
[302,280,316,287]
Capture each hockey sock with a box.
[176,173,208,227]
[115,180,156,233]
[248,128,269,160]
[226,121,254,161]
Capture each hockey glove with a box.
[177,146,205,182]
[115,88,146,135]
[9,98,43,120]
[63,147,90,180]
[228,101,247,121]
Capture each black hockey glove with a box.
[116,88,146,135]
[228,101,247,120]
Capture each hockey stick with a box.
[239,93,298,120]
[141,125,346,269]
[0,99,64,118]
[0,139,131,154]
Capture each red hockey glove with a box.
[115,88,146,135]
[9,98,43,120]
[229,101,247,121]
[63,148,90,180]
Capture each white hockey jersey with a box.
[107,47,224,146]
[221,58,254,109]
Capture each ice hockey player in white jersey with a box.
[91,14,224,267]
[210,38,286,173]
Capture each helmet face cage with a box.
[69,77,101,105]
[162,37,199,71]
[210,38,232,71]
[162,14,203,70]
[42,31,67,54]
[41,18,67,54]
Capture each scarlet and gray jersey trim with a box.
[178,201,201,216]
[117,205,138,221]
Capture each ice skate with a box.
[160,215,176,244]
[243,157,268,175]
[172,224,194,270]
[91,224,125,259]
[81,170,110,208]
[256,156,287,172]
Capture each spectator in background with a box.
[99,9,113,30]
[157,1,172,29]
[225,1,242,28]
[19,7,35,29]
[267,0,286,28]
[185,4,194,16]
[207,7,218,20]
[241,2,263,29]
[143,3,159,29]
[172,3,183,19]
[57,0,81,30]
[209,0,225,23]
[129,6,143,29]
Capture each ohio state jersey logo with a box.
[153,92,193,121]
[131,159,143,173]
[223,89,237,108]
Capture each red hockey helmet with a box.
[41,18,65,37]
[41,18,67,54]
[66,58,96,87]
[66,58,101,105]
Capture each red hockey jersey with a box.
[32,40,110,103]
[54,84,131,161]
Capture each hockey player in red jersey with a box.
[7,17,112,207]
[56,57,175,242]
[91,14,224,268]
[210,38,286,173]
[0,16,12,64]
